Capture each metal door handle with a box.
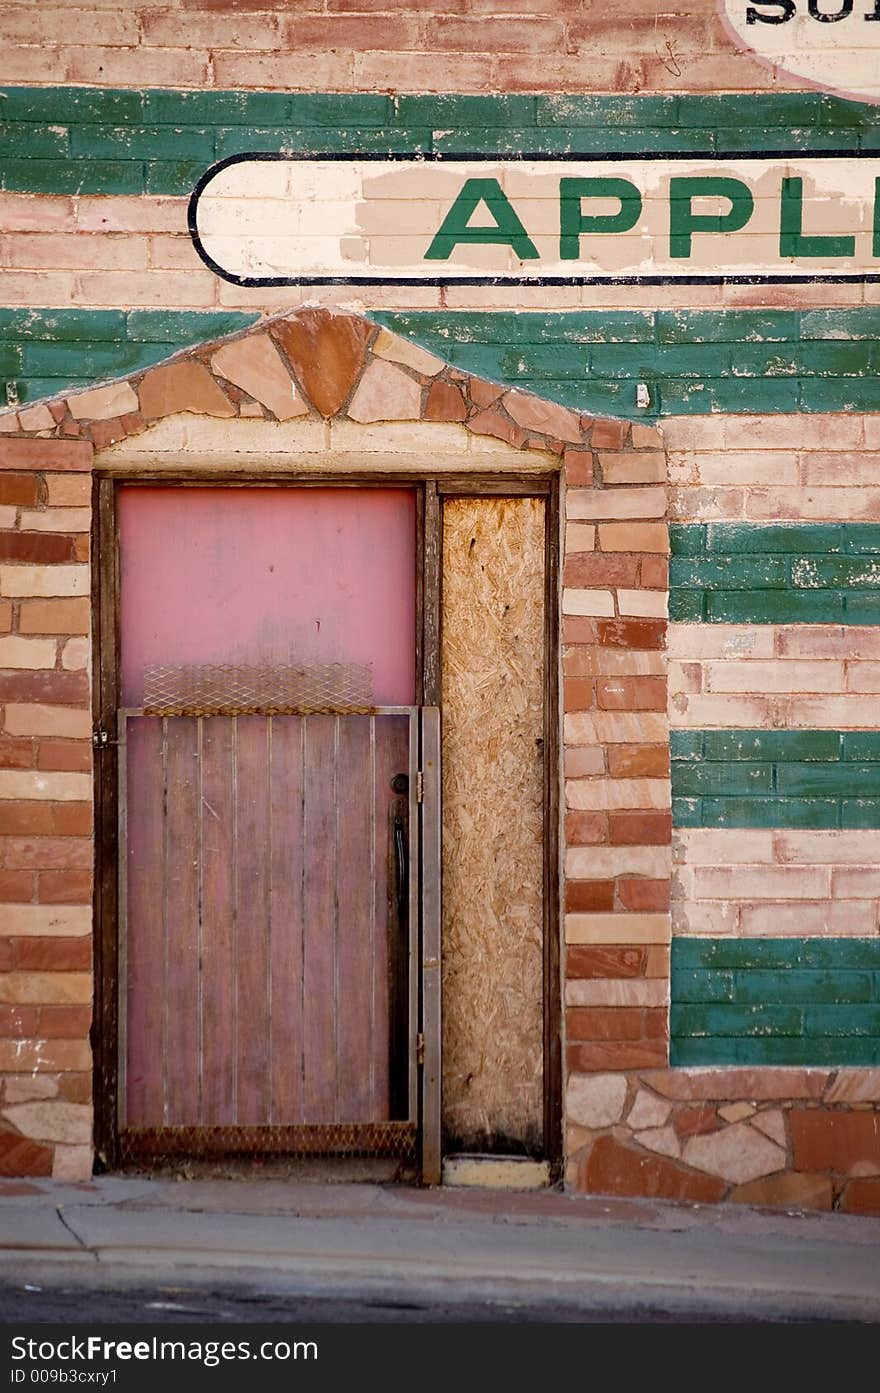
[393,813,407,919]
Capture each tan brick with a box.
[0,771,90,802]
[773,830,880,865]
[566,778,670,812]
[0,636,57,670]
[17,599,90,635]
[694,865,831,900]
[17,403,55,432]
[565,913,671,945]
[46,476,90,507]
[667,625,775,659]
[617,589,668,619]
[0,1039,91,1072]
[566,846,672,880]
[669,694,777,728]
[18,509,91,534]
[0,565,88,598]
[631,423,665,449]
[673,828,776,865]
[740,903,876,936]
[598,522,668,553]
[565,711,669,745]
[562,588,615,618]
[704,660,843,694]
[61,638,89,672]
[372,328,445,377]
[564,523,596,553]
[565,978,668,1007]
[831,868,880,898]
[0,439,91,473]
[600,451,666,484]
[568,487,666,521]
[2,706,91,738]
[0,972,91,1004]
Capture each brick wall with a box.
[0,3,801,94]
[0,435,93,1180]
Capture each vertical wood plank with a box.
[374,714,410,1121]
[268,715,305,1124]
[94,478,119,1161]
[420,706,442,1185]
[302,715,337,1122]
[163,717,201,1124]
[235,715,272,1125]
[124,717,165,1126]
[335,715,374,1122]
[200,716,236,1125]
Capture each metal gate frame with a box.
[115,704,441,1178]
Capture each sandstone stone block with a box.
[566,1072,627,1128]
[2,1101,91,1145]
[627,1088,672,1131]
[683,1121,787,1185]
[730,1171,833,1211]
[138,361,234,420]
[210,334,307,420]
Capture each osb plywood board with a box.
[441,496,545,1155]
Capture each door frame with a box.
[91,470,561,1180]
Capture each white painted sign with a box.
[721,1,880,103]
[189,155,880,285]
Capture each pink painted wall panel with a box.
[118,486,416,706]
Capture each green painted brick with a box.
[842,733,880,762]
[496,347,590,381]
[375,311,656,346]
[714,124,849,153]
[803,1005,880,1037]
[669,557,787,590]
[698,797,839,829]
[819,93,880,127]
[669,524,705,557]
[70,125,216,161]
[0,347,23,376]
[671,970,734,1004]
[699,731,841,762]
[668,591,704,623]
[671,1037,880,1066]
[671,797,702,827]
[432,126,715,156]
[17,379,92,402]
[20,342,165,377]
[669,731,703,761]
[841,799,880,828]
[590,344,720,380]
[536,94,677,127]
[845,595,880,623]
[0,87,144,123]
[216,127,433,159]
[398,94,537,128]
[676,93,823,127]
[796,340,880,376]
[802,377,880,412]
[124,310,257,343]
[672,937,880,971]
[791,557,880,589]
[0,125,70,158]
[655,310,797,344]
[142,90,292,126]
[670,1004,804,1037]
[800,308,880,339]
[776,764,880,797]
[705,523,844,554]
[843,524,880,554]
[0,309,127,342]
[730,347,800,378]
[143,161,211,196]
[0,159,143,195]
[704,591,847,624]
[731,970,875,1006]
[672,763,772,797]
[683,378,802,414]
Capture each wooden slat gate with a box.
[116,705,440,1174]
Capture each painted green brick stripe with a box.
[669,524,880,625]
[4,307,880,416]
[672,730,880,830]
[2,89,880,201]
[0,310,258,404]
[671,937,880,1067]
[375,311,880,421]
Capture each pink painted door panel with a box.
[118,486,416,707]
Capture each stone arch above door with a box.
[0,306,673,1189]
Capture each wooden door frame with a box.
[91,469,561,1177]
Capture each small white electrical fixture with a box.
[5,381,19,408]
[636,382,650,409]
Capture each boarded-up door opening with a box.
[110,484,425,1167]
[440,497,547,1157]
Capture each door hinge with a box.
[416,770,424,804]
[92,729,111,749]
[416,1031,425,1065]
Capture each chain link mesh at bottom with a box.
[118,1122,417,1163]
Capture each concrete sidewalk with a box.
[1,1174,879,1322]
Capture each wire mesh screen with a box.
[142,662,374,717]
[118,1123,418,1164]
